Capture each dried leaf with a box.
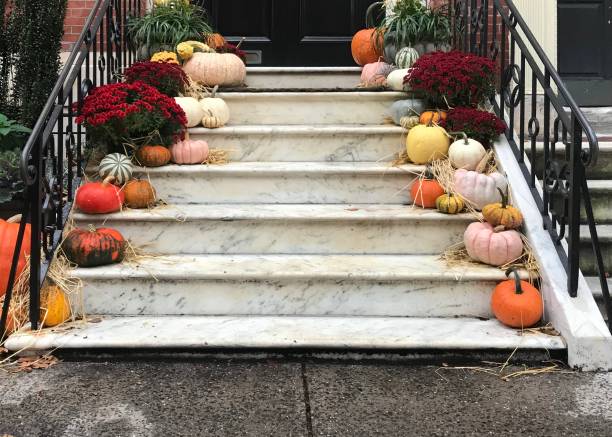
[16,354,59,372]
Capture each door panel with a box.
[197,0,380,66]
[558,0,612,105]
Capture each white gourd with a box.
[98,153,133,185]
[395,47,419,69]
[174,97,205,128]
[448,133,487,171]
[386,69,410,91]
[199,86,230,125]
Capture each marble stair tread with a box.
[132,161,423,175]
[585,276,612,299]
[72,203,474,222]
[4,316,566,352]
[72,254,521,282]
[586,180,612,192]
[189,124,404,135]
[579,224,612,242]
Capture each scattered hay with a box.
[180,77,211,100]
[204,149,229,165]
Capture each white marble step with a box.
[190,125,404,162]
[133,162,422,204]
[4,316,566,352]
[72,254,518,318]
[244,67,362,89]
[219,92,406,125]
[73,204,473,255]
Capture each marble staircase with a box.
[5,68,565,356]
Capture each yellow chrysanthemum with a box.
[176,42,194,61]
[150,51,179,64]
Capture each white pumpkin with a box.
[174,97,205,128]
[182,52,246,87]
[454,169,508,210]
[199,86,230,125]
[386,69,410,91]
[448,134,486,171]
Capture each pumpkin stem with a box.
[102,175,115,186]
[448,131,469,144]
[497,187,509,209]
[423,165,435,180]
[493,225,506,233]
[210,85,219,98]
[6,214,22,224]
[505,268,524,295]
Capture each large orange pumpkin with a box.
[0,215,31,297]
[351,28,383,66]
[75,177,124,214]
[491,268,543,328]
[62,227,126,267]
[410,170,445,208]
[135,145,172,167]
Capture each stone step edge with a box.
[4,316,566,352]
[70,254,524,282]
[188,124,404,135]
[218,91,406,98]
[129,162,423,176]
[246,67,362,73]
[72,204,475,223]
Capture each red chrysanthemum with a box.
[406,51,496,107]
[124,61,188,97]
[441,107,507,146]
[76,81,187,147]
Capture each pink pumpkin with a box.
[361,61,395,87]
[464,222,523,266]
[170,139,209,165]
[454,169,507,210]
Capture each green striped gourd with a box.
[395,47,419,69]
[98,153,133,185]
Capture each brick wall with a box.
[62,0,97,50]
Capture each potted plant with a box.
[128,2,214,60]
[442,107,507,148]
[371,0,451,63]
[0,114,31,218]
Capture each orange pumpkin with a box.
[419,110,448,125]
[124,179,157,209]
[206,33,226,49]
[135,145,172,167]
[62,227,127,267]
[351,28,383,66]
[410,170,445,208]
[491,268,543,328]
[0,215,31,297]
[40,285,71,328]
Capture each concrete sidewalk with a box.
[0,358,611,436]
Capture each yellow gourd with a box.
[406,123,450,164]
[40,285,71,328]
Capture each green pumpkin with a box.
[395,47,420,69]
[436,193,465,214]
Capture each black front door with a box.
[198,0,379,66]
[558,0,612,106]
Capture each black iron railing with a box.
[0,0,144,337]
[452,0,611,329]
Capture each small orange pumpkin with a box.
[206,33,226,49]
[351,28,383,66]
[491,268,543,328]
[410,169,445,208]
[482,188,524,230]
[124,179,157,209]
[419,110,447,125]
[135,145,172,167]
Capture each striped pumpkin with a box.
[98,153,133,185]
[395,47,419,69]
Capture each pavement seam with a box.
[301,363,314,437]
